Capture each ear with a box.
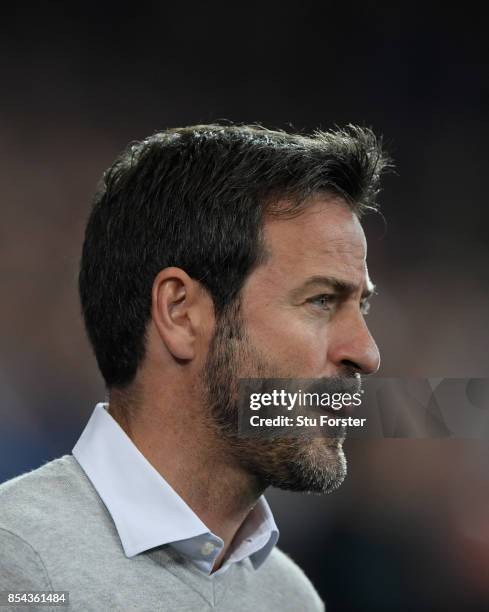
[151,267,206,361]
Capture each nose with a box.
[328,308,381,376]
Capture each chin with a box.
[249,436,348,495]
[292,437,348,494]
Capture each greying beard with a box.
[200,299,348,494]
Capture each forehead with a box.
[258,195,369,287]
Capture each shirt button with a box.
[200,541,216,556]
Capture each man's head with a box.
[79,123,390,494]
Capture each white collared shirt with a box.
[72,403,279,576]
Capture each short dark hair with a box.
[79,123,390,389]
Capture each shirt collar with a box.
[72,403,279,574]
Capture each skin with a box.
[242,196,379,378]
[109,194,380,572]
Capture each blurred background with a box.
[1,2,488,610]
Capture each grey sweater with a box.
[0,456,324,611]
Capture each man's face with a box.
[202,195,380,493]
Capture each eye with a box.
[309,294,334,310]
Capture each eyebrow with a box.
[293,275,376,300]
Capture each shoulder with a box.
[0,455,107,542]
[0,454,80,495]
[0,527,52,589]
[0,457,81,589]
[0,455,84,513]
[0,455,72,510]
[258,547,325,611]
[0,455,116,587]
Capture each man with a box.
[0,124,389,610]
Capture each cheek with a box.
[247,312,329,375]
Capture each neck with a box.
[109,381,265,570]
